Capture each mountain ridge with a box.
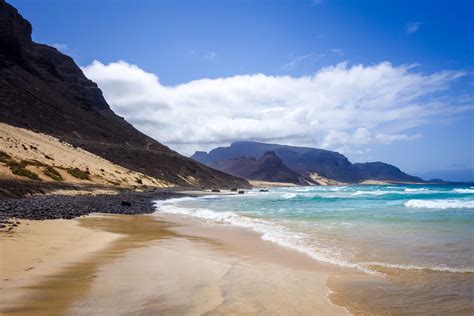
[0,0,249,189]
[192,141,423,184]
[210,151,303,184]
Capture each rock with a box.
[238,190,245,194]
[230,188,238,192]
[192,141,424,184]
[0,224,5,229]
[211,189,220,193]
[259,189,269,192]
[0,1,250,189]
[0,192,189,221]
[207,151,302,184]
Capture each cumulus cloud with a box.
[406,21,423,33]
[82,60,469,155]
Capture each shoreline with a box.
[0,212,349,315]
[2,186,472,314]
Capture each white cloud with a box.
[406,21,423,33]
[331,48,344,56]
[82,60,470,155]
[204,51,217,60]
[280,53,319,72]
[52,43,68,52]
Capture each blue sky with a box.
[10,0,474,180]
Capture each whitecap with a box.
[352,190,389,196]
[452,188,474,194]
[281,192,297,199]
[404,188,429,192]
[404,199,474,209]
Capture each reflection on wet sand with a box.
[1,214,346,315]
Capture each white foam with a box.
[404,188,428,192]
[351,190,394,196]
[154,198,376,274]
[404,199,474,209]
[281,192,297,199]
[352,188,437,196]
[154,196,473,276]
[453,188,474,194]
[364,262,474,274]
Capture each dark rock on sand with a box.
[0,191,188,221]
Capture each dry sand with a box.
[0,122,171,188]
[0,213,348,315]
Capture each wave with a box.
[352,190,386,196]
[281,193,297,199]
[351,190,405,196]
[452,188,474,194]
[404,188,429,192]
[154,196,473,276]
[405,199,474,209]
[365,262,474,274]
[154,198,375,274]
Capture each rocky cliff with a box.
[0,1,249,188]
[192,141,423,184]
[210,151,303,184]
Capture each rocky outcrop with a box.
[211,151,303,184]
[192,141,423,184]
[0,1,249,188]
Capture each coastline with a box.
[0,211,348,315]
[2,186,472,314]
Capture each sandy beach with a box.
[0,213,347,315]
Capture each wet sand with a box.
[0,213,348,315]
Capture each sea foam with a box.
[404,188,429,192]
[452,188,474,194]
[405,199,474,209]
[154,198,373,274]
[154,194,474,276]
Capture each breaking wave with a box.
[404,199,474,209]
[154,197,473,275]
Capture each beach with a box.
[0,212,347,315]
[1,184,473,315]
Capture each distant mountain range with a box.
[0,1,249,189]
[415,169,474,183]
[210,151,303,184]
[192,141,424,184]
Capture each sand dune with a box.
[0,123,172,189]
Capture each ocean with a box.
[154,184,474,314]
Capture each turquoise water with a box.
[156,184,474,275]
